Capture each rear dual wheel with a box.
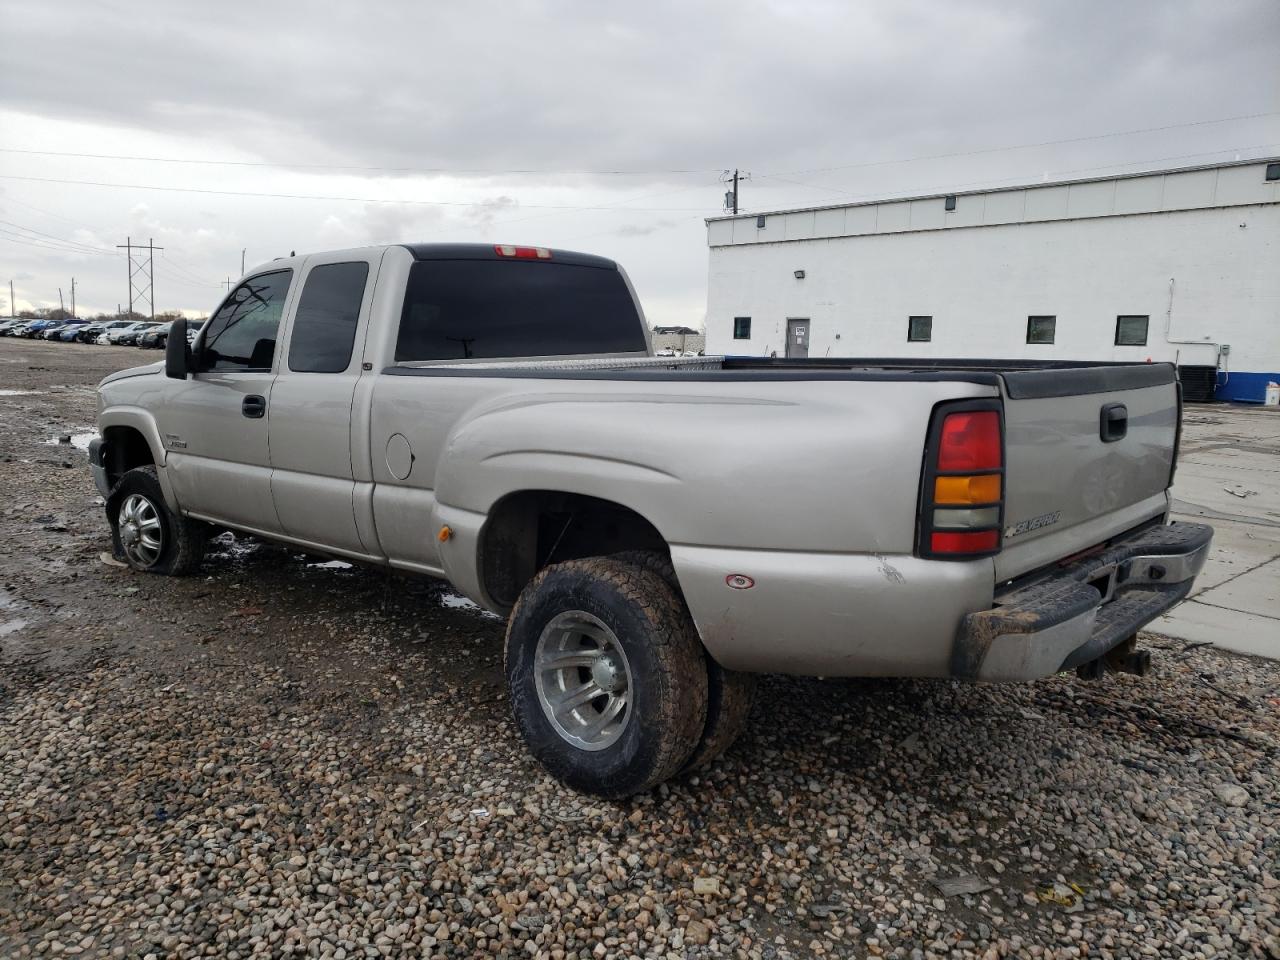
[505,554,755,797]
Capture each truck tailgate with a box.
[995,364,1178,581]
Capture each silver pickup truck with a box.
[91,242,1212,796]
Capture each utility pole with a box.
[59,288,65,313]
[8,280,14,319]
[70,277,76,318]
[116,236,163,319]
[721,169,746,214]
[241,248,246,276]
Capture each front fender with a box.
[98,406,179,511]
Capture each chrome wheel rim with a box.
[118,493,163,567]
[534,611,632,751]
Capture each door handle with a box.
[1099,403,1127,442]
[242,395,267,419]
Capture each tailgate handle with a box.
[1100,403,1127,443]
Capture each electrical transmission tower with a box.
[116,237,163,318]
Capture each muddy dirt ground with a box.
[1,338,1277,959]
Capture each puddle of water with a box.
[307,559,353,570]
[0,389,40,397]
[44,430,95,453]
[0,589,29,638]
[441,592,503,620]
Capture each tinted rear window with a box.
[395,259,646,362]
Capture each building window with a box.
[733,316,751,339]
[908,316,932,342]
[1026,315,1056,345]
[1115,315,1149,346]
[944,195,956,212]
[1267,162,1280,182]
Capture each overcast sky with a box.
[2,0,1277,324]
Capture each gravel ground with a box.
[1,338,1278,960]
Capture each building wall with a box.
[706,203,1280,401]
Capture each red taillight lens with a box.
[919,403,1004,559]
[937,411,1002,472]
[930,530,999,554]
[494,244,552,260]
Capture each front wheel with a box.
[107,466,208,575]
[505,557,708,797]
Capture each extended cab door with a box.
[267,251,382,556]
[161,269,294,533]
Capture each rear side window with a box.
[288,262,369,372]
[395,259,646,361]
[200,270,292,372]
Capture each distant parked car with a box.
[82,320,134,343]
[42,320,89,340]
[17,318,62,338]
[0,319,28,336]
[138,324,172,349]
[103,322,152,345]
[116,322,165,346]
[59,325,88,342]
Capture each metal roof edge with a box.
[704,155,1280,225]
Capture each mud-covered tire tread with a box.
[506,557,708,797]
[682,668,757,771]
[107,465,208,576]
[610,549,757,771]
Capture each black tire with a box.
[612,550,757,771]
[505,557,708,797]
[107,465,208,576]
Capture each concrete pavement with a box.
[1155,403,1280,659]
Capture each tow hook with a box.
[1076,634,1152,680]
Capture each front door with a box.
[268,252,380,556]
[161,269,294,534]
[786,318,810,358]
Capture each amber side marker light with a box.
[438,525,453,543]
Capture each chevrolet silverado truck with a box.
[90,242,1212,797]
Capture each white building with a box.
[705,157,1280,402]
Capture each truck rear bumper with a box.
[953,521,1213,682]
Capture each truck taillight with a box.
[918,401,1004,559]
[494,244,552,259]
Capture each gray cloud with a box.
[4,0,1277,180]
[1,0,1277,320]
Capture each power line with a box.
[0,147,719,177]
[760,110,1280,179]
[0,174,719,212]
[750,143,1280,206]
[0,218,115,255]
[0,226,115,257]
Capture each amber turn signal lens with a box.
[934,473,1001,505]
[438,525,453,543]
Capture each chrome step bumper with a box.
[953,521,1213,682]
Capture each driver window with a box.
[198,270,293,372]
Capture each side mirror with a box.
[165,319,191,379]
